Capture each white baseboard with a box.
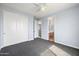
[55,41,79,49]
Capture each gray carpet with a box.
[54,43,79,56]
[0,38,79,56]
[0,38,53,56]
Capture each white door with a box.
[16,14,28,42]
[34,19,39,38]
[3,11,28,47]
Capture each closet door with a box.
[3,11,28,47]
[16,14,28,42]
[28,17,34,41]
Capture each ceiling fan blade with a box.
[33,3,47,12]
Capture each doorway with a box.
[48,16,55,43]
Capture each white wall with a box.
[41,18,49,40]
[41,5,79,49]
[54,6,79,49]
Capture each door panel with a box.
[16,14,28,42]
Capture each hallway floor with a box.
[0,38,79,56]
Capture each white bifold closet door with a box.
[3,11,28,47]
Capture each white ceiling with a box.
[2,3,77,18]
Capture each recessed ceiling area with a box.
[1,3,78,18]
